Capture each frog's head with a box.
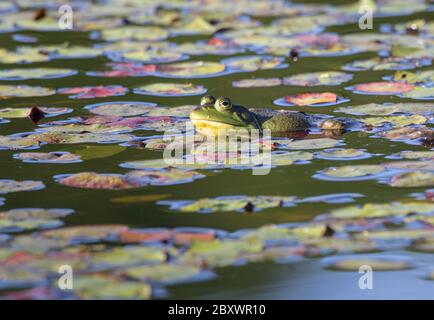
[393,71,417,83]
[190,96,259,135]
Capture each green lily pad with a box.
[0,179,45,194]
[0,85,55,99]
[74,145,126,161]
[133,83,207,97]
[100,26,169,41]
[156,61,226,78]
[329,202,434,218]
[361,115,427,127]
[316,148,368,160]
[389,171,434,188]
[319,165,385,179]
[392,151,434,160]
[88,246,170,271]
[276,138,340,150]
[0,68,77,80]
[322,255,414,271]
[72,274,151,300]
[160,195,296,213]
[400,86,434,99]
[0,135,40,150]
[233,78,282,88]
[0,107,71,119]
[121,264,203,284]
[14,152,81,163]
[26,132,134,144]
[85,101,157,117]
[283,71,353,86]
[336,103,434,116]
[41,225,128,244]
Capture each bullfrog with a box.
[190,95,310,136]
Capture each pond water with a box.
[0,0,433,299]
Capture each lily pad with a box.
[349,82,415,95]
[159,195,296,213]
[13,152,81,163]
[283,72,353,86]
[0,180,45,194]
[400,87,434,100]
[121,264,205,284]
[0,68,77,81]
[0,85,54,99]
[56,172,140,190]
[133,83,207,97]
[57,86,127,99]
[233,78,282,88]
[389,171,434,188]
[222,55,287,72]
[155,61,226,78]
[329,201,434,219]
[336,103,434,116]
[316,148,370,160]
[85,101,157,117]
[276,138,340,150]
[71,274,151,300]
[361,115,427,127]
[321,255,414,271]
[317,165,385,180]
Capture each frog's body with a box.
[190,96,310,136]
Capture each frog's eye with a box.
[200,95,216,106]
[215,97,232,112]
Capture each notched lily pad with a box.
[0,179,45,194]
[13,152,81,164]
[85,101,157,117]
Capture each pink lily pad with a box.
[350,82,415,95]
[57,85,127,99]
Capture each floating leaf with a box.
[361,115,427,127]
[336,103,434,116]
[41,225,128,244]
[389,171,434,188]
[233,78,282,88]
[26,132,134,144]
[280,92,338,106]
[74,145,125,161]
[133,83,207,97]
[121,264,204,284]
[222,55,287,72]
[283,72,353,86]
[0,68,77,81]
[99,26,169,41]
[350,82,415,95]
[57,86,127,99]
[392,151,434,160]
[72,274,151,300]
[160,195,296,213]
[0,135,40,150]
[316,148,369,160]
[155,61,226,78]
[276,138,340,150]
[318,165,385,180]
[0,85,54,99]
[13,152,81,163]
[0,180,45,194]
[56,172,140,190]
[329,202,434,218]
[400,86,434,100]
[0,107,71,119]
[322,255,414,271]
[85,101,156,117]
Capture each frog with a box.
[190,96,311,136]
